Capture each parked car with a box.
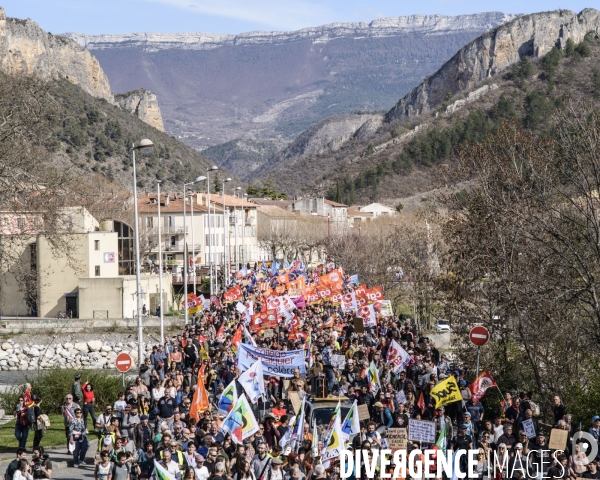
[433,319,451,332]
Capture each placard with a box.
[522,418,536,439]
[353,317,364,333]
[548,428,569,450]
[408,419,436,444]
[387,428,408,451]
[358,404,371,421]
[396,390,407,406]
[288,391,302,414]
[331,355,346,370]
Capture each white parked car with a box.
[433,319,451,332]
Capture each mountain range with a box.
[63,12,517,162]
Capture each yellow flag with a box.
[430,376,462,408]
[200,346,209,361]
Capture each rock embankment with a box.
[0,339,151,371]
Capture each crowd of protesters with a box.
[6,264,600,480]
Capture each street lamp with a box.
[222,178,232,283]
[156,180,164,344]
[183,175,206,326]
[242,193,248,269]
[132,138,154,366]
[234,186,241,271]
[206,166,218,295]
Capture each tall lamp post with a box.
[242,193,248,269]
[183,176,206,326]
[206,165,218,295]
[222,178,232,283]
[157,181,164,343]
[234,186,241,271]
[132,138,154,366]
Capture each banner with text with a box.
[237,343,306,378]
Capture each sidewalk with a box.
[0,438,98,474]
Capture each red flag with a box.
[231,325,243,353]
[417,391,426,414]
[190,365,210,420]
[468,370,497,404]
[216,322,225,340]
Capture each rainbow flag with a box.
[218,380,237,416]
[219,394,259,444]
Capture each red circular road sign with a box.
[469,326,490,346]
[115,352,133,373]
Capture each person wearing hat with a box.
[133,414,155,451]
[461,411,475,438]
[71,374,83,405]
[450,423,473,476]
[269,457,284,480]
[590,416,600,462]
[434,406,453,449]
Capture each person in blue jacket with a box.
[374,401,394,429]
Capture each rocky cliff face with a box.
[386,8,600,123]
[65,12,518,52]
[115,89,165,132]
[0,8,113,102]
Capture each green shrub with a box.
[0,369,124,415]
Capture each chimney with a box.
[165,194,170,206]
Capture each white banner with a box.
[237,343,306,377]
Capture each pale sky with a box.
[1,0,592,35]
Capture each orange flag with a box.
[190,364,210,420]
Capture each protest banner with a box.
[388,428,408,452]
[365,286,384,303]
[237,343,306,377]
[522,419,536,439]
[357,404,370,421]
[549,428,569,450]
[248,309,278,333]
[408,419,436,443]
[375,299,393,317]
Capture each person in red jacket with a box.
[82,382,97,433]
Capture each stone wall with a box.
[0,339,152,371]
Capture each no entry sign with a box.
[115,352,133,373]
[469,326,490,347]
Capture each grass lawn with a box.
[0,415,65,452]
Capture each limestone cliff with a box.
[0,7,112,102]
[115,89,165,132]
[386,8,600,123]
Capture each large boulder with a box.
[74,342,88,352]
[87,340,103,352]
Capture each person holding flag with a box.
[341,400,360,440]
[238,359,266,404]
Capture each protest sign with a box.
[408,419,436,443]
[357,404,370,421]
[353,317,365,333]
[549,428,569,450]
[375,299,393,317]
[387,428,408,452]
[288,391,302,414]
[522,419,536,438]
[396,390,407,406]
[237,343,306,377]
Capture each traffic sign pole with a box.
[115,352,133,393]
[469,326,489,378]
[476,346,480,378]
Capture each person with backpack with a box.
[14,396,31,449]
[109,451,131,480]
[31,395,50,448]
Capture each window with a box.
[146,217,153,228]
[170,236,177,247]
[94,240,100,251]
[17,217,24,229]
[1,217,6,227]
[95,265,101,276]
